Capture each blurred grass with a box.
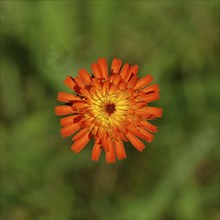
[0,1,219,220]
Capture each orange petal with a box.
[147,107,163,118]
[64,75,76,90]
[134,75,153,90]
[79,88,91,99]
[120,63,130,80]
[115,141,127,160]
[60,115,77,126]
[126,132,145,152]
[102,81,110,95]
[112,125,128,142]
[101,136,110,152]
[108,75,114,83]
[128,109,135,115]
[73,101,88,110]
[130,127,147,141]
[92,119,102,126]
[60,123,80,138]
[106,137,116,163]
[92,142,102,161]
[124,65,139,82]
[117,132,128,142]
[140,121,158,133]
[91,78,102,91]
[83,118,95,130]
[128,74,138,88]
[128,125,153,143]
[111,58,122,74]
[118,81,127,91]
[55,105,75,116]
[71,132,91,153]
[112,75,121,86]
[109,84,118,95]
[72,128,88,141]
[140,93,160,103]
[98,58,108,79]
[97,126,106,139]
[91,63,103,79]
[130,65,139,75]
[78,68,91,84]
[119,88,133,99]
[136,108,156,120]
[91,87,102,100]
[57,92,81,102]
[93,125,99,136]
[142,84,160,94]
[138,128,154,143]
[74,76,85,89]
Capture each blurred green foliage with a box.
[1,1,219,220]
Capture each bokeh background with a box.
[1,1,219,220]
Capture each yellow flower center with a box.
[90,91,129,128]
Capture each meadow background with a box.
[1,1,219,220]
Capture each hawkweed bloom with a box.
[55,58,162,163]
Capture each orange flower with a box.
[55,58,162,163]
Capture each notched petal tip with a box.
[64,75,76,90]
[115,141,127,160]
[57,92,81,102]
[126,132,145,152]
[55,105,74,116]
[147,107,163,118]
[60,123,80,138]
[141,93,160,103]
[134,74,154,90]
[60,115,77,127]
[71,132,91,153]
[91,63,103,79]
[98,57,108,79]
[78,68,91,84]
[105,138,116,163]
[92,143,102,161]
[141,121,158,133]
[111,58,122,74]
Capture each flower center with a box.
[105,103,116,115]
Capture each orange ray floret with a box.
[142,84,160,94]
[74,76,85,89]
[60,115,78,126]
[111,58,122,74]
[64,75,76,90]
[140,121,158,133]
[60,123,80,138]
[140,93,160,103]
[126,132,145,152]
[98,58,108,79]
[106,137,116,163]
[55,105,75,116]
[92,142,102,161]
[71,132,91,153]
[115,141,127,160]
[120,63,130,80]
[78,68,91,84]
[55,57,162,163]
[91,63,103,79]
[134,74,153,90]
[72,128,88,141]
[57,92,81,102]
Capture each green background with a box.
[1,1,219,220]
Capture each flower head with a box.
[55,58,162,163]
